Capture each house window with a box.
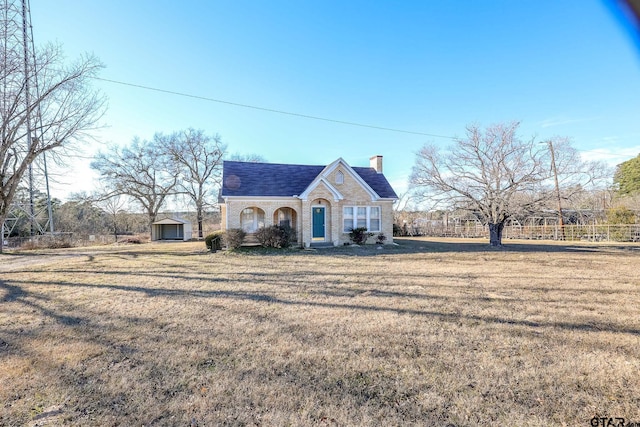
[343,206,381,233]
[343,207,353,232]
[369,207,381,232]
[241,207,265,233]
[335,170,344,185]
[357,207,367,228]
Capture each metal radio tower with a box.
[1,0,54,243]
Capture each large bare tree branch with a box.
[409,122,606,245]
[157,129,226,239]
[91,136,181,236]
[1,43,106,251]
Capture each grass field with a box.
[1,237,639,426]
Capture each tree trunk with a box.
[197,206,203,239]
[488,222,505,246]
[148,217,155,240]
[0,217,5,254]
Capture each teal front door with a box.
[312,207,325,239]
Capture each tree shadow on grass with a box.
[302,238,640,257]
[220,238,640,258]
[2,271,638,425]
[0,279,83,326]
[3,278,638,338]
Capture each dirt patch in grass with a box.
[1,237,639,426]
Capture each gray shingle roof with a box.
[220,160,397,199]
[351,166,398,199]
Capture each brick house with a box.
[219,156,398,247]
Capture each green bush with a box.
[607,206,636,224]
[348,227,374,245]
[205,231,224,252]
[223,228,246,250]
[375,232,387,245]
[255,225,297,248]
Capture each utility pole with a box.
[22,0,36,236]
[1,0,55,243]
[547,141,565,240]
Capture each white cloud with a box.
[389,178,409,194]
[579,146,640,165]
[539,116,602,128]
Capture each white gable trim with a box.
[298,177,344,201]
[322,158,379,201]
[153,218,189,225]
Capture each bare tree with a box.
[228,152,266,163]
[91,137,181,237]
[393,191,414,212]
[410,122,605,246]
[98,194,127,242]
[54,192,109,237]
[1,43,105,252]
[159,129,226,239]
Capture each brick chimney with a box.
[370,155,383,173]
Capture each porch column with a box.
[331,201,340,246]
[301,200,311,247]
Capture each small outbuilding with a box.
[151,218,192,241]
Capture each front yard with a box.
[1,238,639,426]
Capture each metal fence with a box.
[3,229,214,250]
[3,233,117,249]
[401,223,640,242]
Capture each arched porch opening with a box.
[273,207,297,230]
[240,207,265,233]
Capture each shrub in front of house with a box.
[255,226,278,248]
[376,232,387,245]
[223,228,246,250]
[205,231,224,252]
[348,227,374,245]
[255,225,297,248]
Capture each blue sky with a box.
[30,0,640,201]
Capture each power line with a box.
[91,77,638,160]
[92,76,456,140]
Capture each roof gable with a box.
[352,166,398,199]
[298,176,344,201]
[300,158,377,201]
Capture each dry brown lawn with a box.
[1,237,639,426]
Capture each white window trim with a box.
[343,206,381,233]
